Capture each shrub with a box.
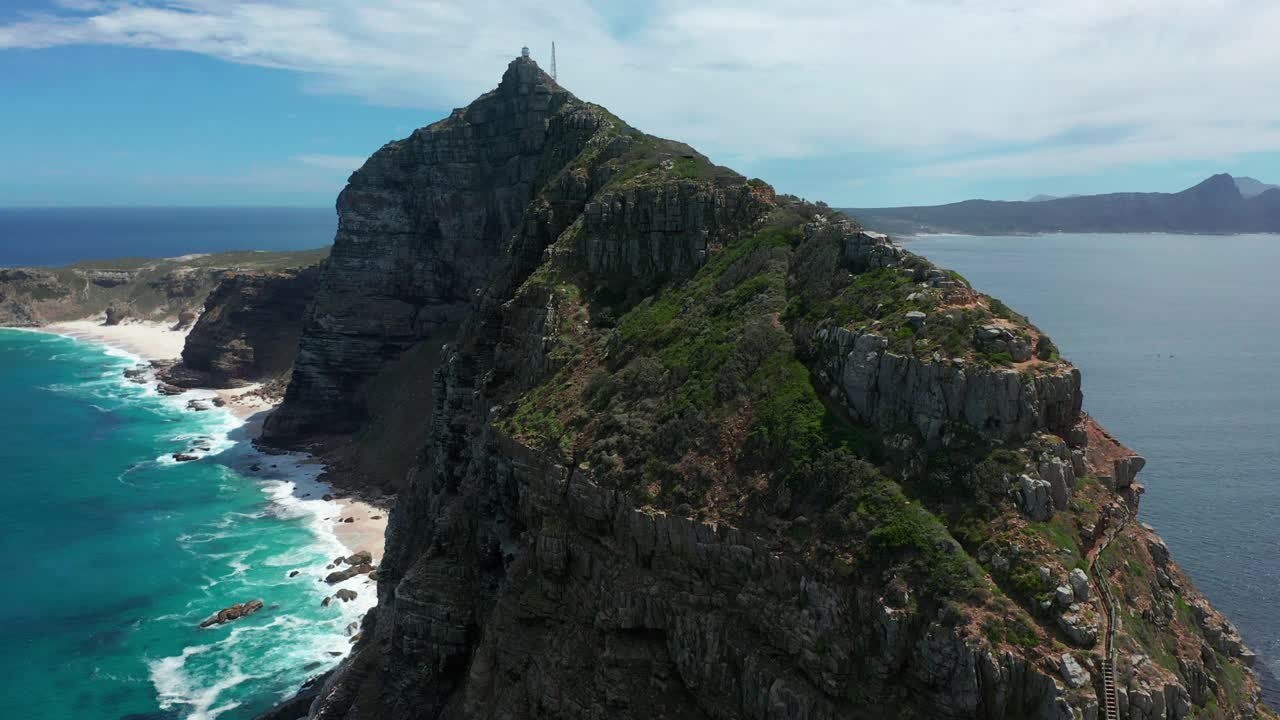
[787,448,880,507]
[1035,334,1058,361]
[747,355,825,465]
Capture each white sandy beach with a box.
[46,318,188,362]
[35,316,389,564]
[334,498,388,564]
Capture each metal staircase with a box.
[1090,517,1125,719]
[1100,657,1120,719]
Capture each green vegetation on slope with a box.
[500,204,988,602]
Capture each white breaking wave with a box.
[22,327,379,717]
[148,642,252,720]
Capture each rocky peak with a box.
[261,56,607,446]
[497,54,560,96]
[1179,172,1244,203]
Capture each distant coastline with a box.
[0,206,335,267]
[846,173,1280,237]
[897,230,1280,240]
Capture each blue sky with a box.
[2,0,1279,208]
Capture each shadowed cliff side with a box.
[160,266,321,389]
[261,57,588,446]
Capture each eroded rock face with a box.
[162,267,319,388]
[814,326,1083,444]
[309,429,1084,720]
[263,57,594,444]
[579,180,759,289]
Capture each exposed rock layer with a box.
[815,325,1082,444]
[263,58,583,443]
[162,267,320,388]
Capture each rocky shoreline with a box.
[15,314,391,590]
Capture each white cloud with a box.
[3,0,1280,183]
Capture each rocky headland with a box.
[237,56,1275,720]
[0,248,327,329]
[159,265,321,390]
[4,53,1268,720]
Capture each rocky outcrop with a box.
[102,305,128,325]
[161,267,320,388]
[578,179,758,289]
[288,61,1090,718]
[262,56,595,444]
[0,268,68,326]
[309,429,1089,720]
[200,599,264,628]
[814,326,1082,444]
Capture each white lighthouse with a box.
[520,46,530,59]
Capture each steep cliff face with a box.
[160,267,320,388]
[269,58,1272,720]
[262,58,599,444]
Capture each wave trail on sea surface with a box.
[0,328,378,719]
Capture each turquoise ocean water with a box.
[0,329,373,719]
[906,232,1280,704]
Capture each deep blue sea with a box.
[0,208,334,266]
[907,232,1280,701]
[0,330,374,719]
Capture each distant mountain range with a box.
[845,174,1280,235]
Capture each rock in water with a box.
[344,550,372,566]
[334,589,358,602]
[199,599,264,628]
[324,564,374,584]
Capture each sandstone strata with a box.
[161,267,319,388]
[263,58,587,443]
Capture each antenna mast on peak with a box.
[551,42,557,81]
